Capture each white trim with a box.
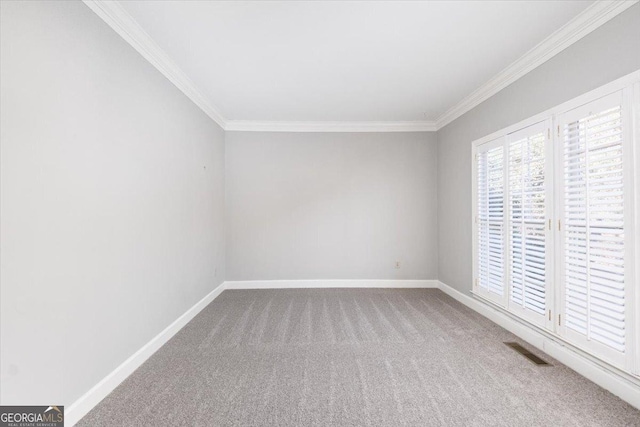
[504,118,554,329]
[437,281,640,410]
[471,71,640,148]
[62,277,639,424]
[435,0,639,130]
[470,69,640,377]
[81,0,436,134]
[83,0,638,133]
[82,0,227,129]
[555,89,631,369]
[225,120,437,133]
[554,71,640,115]
[224,279,438,289]
[65,281,227,426]
[633,80,640,376]
[64,279,434,424]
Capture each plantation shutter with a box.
[507,121,550,325]
[560,91,627,363]
[476,142,505,302]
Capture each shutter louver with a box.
[477,146,504,297]
[509,130,547,316]
[562,102,626,353]
[473,77,638,374]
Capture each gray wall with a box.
[437,4,640,295]
[2,0,638,412]
[226,131,438,281]
[0,1,225,406]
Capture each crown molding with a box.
[82,0,227,129]
[84,0,637,134]
[435,0,639,130]
[83,0,434,134]
[225,120,437,132]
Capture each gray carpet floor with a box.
[78,289,640,426]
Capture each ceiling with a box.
[112,1,599,127]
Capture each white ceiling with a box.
[117,1,594,124]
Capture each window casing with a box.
[472,71,640,375]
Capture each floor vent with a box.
[504,342,551,365]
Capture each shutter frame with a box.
[506,119,553,327]
[474,137,507,306]
[558,90,629,368]
[471,72,640,375]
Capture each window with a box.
[558,91,631,369]
[472,71,639,374]
[507,120,552,328]
[476,142,505,305]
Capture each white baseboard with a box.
[64,278,435,424]
[224,279,438,289]
[437,280,640,410]
[65,281,227,426]
[66,278,639,425]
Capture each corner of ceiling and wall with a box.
[82,0,638,134]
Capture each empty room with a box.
[2,0,640,425]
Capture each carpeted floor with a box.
[78,289,640,426]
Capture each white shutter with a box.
[473,73,639,375]
[507,121,551,326]
[476,142,505,304]
[559,91,628,366]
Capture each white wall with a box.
[0,0,225,406]
[225,131,438,281]
[437,3,640,295]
